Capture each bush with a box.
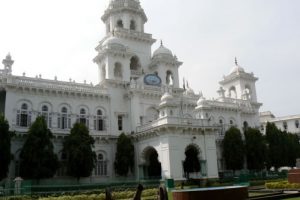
[265,181,300,189]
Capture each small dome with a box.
[186,87,195,96]
[230,58,245,74]
[197,96,206,106]
[153,42,173,57]
[161,92,173,102]
[102,37,123,47]
[230,65,245,74]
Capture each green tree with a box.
[244,128,267,170]
[20,116,59,180]
[265,122,287,169]
[183,145,200,179]
[222,126,245,171]
[63,123,96,180]
[114,133,134,176]
[285,132,300,167]
[0,115,11,181]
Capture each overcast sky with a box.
[0,0,299,117]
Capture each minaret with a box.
[94,0,156,83]
[219,58,258,102]
[2,53,14,75]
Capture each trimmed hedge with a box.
[265,181,300,189]
[0,188,158,200]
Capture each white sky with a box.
[0,0,299,117]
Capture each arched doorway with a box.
[142,147,161,179]
[183,144,201,179]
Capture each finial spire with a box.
[235,57,238,66]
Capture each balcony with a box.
[130,70,143,78]
[136,116,214,133]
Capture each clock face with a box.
[144,74,162,86]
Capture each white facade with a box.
[0,0,262,182]
[260,111,300,135]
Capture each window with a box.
[117,19,123,28]
[94,109,105,131]
[95,153,107,176]
[16,103,31,127]
[243,121,248,129]
[118,115,123,131]
[229,86,237,98]
[230,120,233,125]
[166,71,173,85]
[296,120,299,128]
[130,56,140,71]
[58,107,71,130]
[130,20,136,30]
[114,62,122,78]
[41,105,52,128]
[219,119,224,135]
[283,121,288,131]
[78,108,89,128]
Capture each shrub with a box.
[265,181,300,189]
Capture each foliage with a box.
[2,188,158,200]
[114,133,134,176]
[265,181,300,189]
[20,116,59,180]
[285,133,300,167]
[244,128,267,170]
[183,145,200,179]
[265,122,300,169]
[0,115,11,181]
[265,122,285,169]
[63,123,96,180]
[222,126,245,171]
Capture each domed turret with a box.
[153,41,173,57]
[161,92,173,102]
[230,57,245,74]
[197,95,207,106]
[102,37,125,47]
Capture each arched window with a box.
[229,86,237,98]
[16,103,31,127]
[114,62,122,78]
[130,20,136,30]
[78,108,89,128]
[95,153,107,176]
[283,121,288,131]
[296,120,299,128]
[130,56,141,71]
[243,121,248,130]
[58,107,71,130]
[94,109,105,131]
[219,118,225,135]
[166,71,173,85]
[243,85,252,100]
[117,19,123,28]
[41,105,52,128]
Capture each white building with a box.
[260,111,300,135]
[0,0,262,182]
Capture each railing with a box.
[136,116,211,133]
[1,76,107,95]
[130,70,143,76]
